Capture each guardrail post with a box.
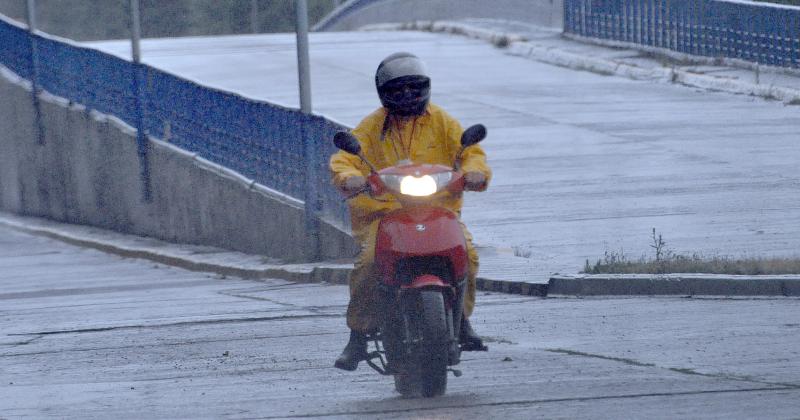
[251,0,259,34]
[300,116,322,262]
[296,0,320,261]
[26,0,44,145]
[296,0,313,114]
[130,0,151,202]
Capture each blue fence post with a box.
[792,9,799,68]
[25,0,45,146]
[752,5,761,64]
[129,0,151,202]
[563,0,572,35]
[301,114,321,261]
[295,0,321,261]
[677,0,685,53]
[580,0,586,37]
[132,64,151,202]
[688,0,694,53]
[634,0,641,45]
[624,0,631,43]
[773,8,784,67]
[697,0,705,57]
[659,0,665,50]
[643,0,650,46]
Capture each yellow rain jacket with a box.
[330,103,491,332]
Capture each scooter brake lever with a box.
[342,185,371,201]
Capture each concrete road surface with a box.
[2,226,799,418]
[88,30,800,279]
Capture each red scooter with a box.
[333,124,488,398]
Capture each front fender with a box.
[401,274,448,290]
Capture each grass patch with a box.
[493,35,511,48]
[583,229,800,275]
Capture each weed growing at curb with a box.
[650,228,667,262]
[583,229,800,275]
[493,35,511,48]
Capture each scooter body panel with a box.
[375,206,468,286]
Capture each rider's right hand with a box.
[342,176,367,194]
[463,171,487,191]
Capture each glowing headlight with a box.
[400,175,438,196]
[380,171,453,197]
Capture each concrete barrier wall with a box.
[315,0,564,31]
[0,67,358,262]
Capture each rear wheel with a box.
[393,290,449,398]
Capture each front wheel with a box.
[394,290,449,397]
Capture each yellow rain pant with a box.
[346,218,479,333]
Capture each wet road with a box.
[2,226,799,418]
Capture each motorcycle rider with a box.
[330,52,492,371]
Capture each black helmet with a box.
[375,52,431,117]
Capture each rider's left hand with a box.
[464,171,487,191]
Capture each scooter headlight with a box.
[381,172,453,197]
[400,175,438,196]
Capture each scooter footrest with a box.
[365,352,394,376]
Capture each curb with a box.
[0,217,351,286]
[0,215,540,296]
[549,275,800,297]
[476,277,547,297]
[364,20,800,106]
[4,216,799,297]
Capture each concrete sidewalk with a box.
[366,18,800,105]
[3,211,798,297]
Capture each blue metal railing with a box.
[0,17,34,80]
[564,0,800,69]
[7,0,797,239]
[1,15,351,232]
[313,0,386,31]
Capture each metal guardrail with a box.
[0,15,351,234]
[313,0,385,31]
[6,0,799,243]
[321,0,799,69]
[564,0,800,69]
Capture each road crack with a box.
[253,386,800,419]
[0,334,44,347]
[1,332,341,358]
[7,313,343,337]
[545,348,800,389]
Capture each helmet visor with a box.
[381,78,431,102]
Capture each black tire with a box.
[418,290,449,397]
[393,290,449,397]
[393,371,416,397]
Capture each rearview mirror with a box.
[460,124,487,148]
[333,131,362,155]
